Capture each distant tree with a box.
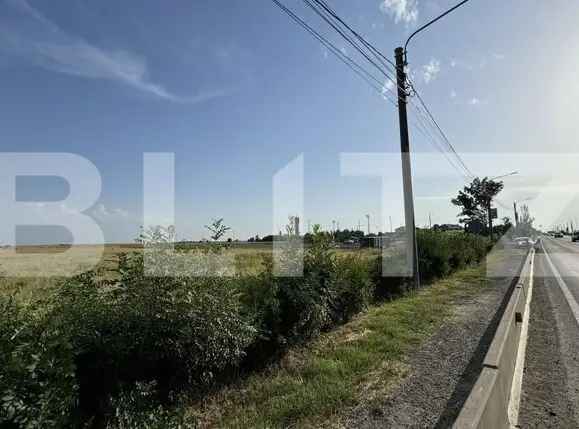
[285,216,296,236]
[517,204,535,236]
[452,177,504,234]
[204,218,231,241]
[494,217,513,238]
[135,225,175,244]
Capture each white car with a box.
[513,237,534,247]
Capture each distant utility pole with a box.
[487,200,494,241]
[389,216,393,233]
[394,47,420,286]
[365,214,370,235]
[429,212,432,229]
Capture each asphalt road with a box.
[519,236,579,427]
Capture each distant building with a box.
[361,233,394,248]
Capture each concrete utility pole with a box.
[394,47,420,286]
[365,214,370,235]
[395,0,472,287]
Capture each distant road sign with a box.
[491,208,498,219]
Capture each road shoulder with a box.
[343,249,526,428]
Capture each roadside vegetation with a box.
[0,227,489,428]
[189,263,491,427]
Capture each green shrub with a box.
[243,227,373,347]
[105,382,194,429]
[0,228,490,427]
[246,255,334,346]
[368,253,408,299]
[369,231,488,296]
[417,230,451,281]
[447,232,487,269]
[417,230,487,282]
[0,297,78,428]
[331,254,374,323]
[40,253,256,421]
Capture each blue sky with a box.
[2,0,579,243]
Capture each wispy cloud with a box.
[379,0,419,26]
[0,0,227,103]
[93,204,129,219]
[422,58,440,84]
[449,52,504,72]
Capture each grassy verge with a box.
[187,261,491,428]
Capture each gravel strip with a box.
[343,250,526,428]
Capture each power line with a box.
[410,101,472,180]
[307,0,475,180]
[303,0,409,98]
[408,78,475,179]
[271,0,475,182]
[309,0,397,72]
[269,0,396,105]
[302,0,395,82]
[409,105,471,181]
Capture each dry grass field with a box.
[0,243,382,302]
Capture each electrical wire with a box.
[408,78,475,179]
[303,0,409,98]
[269,0,397,106]
[270,0,476,182]
[409,105,472,181]
[308,0,398,73]
[301,0,474,181]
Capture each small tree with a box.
[452,177,504,234]
[204,218,231,241]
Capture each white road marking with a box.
[541,241,579,327]
[509,249,535,428]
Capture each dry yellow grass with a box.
[0,243,381,302]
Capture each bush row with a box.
[0,230,488,427]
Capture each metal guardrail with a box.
[453,248,535,429]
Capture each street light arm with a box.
[489,171,518,181]
[404,0,470,59]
